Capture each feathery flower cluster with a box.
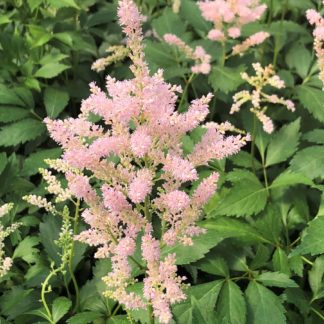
[142,225,186,323]
[25,0,248,322]
[198,0,266,39]
[230,63,295,133]
[163,34,211,74]
[23,194,57,214]
[306,6,324,88]
[0,203,20,277]
[232,31,270,56]
[92,45,129,72]
[172,0,181,13]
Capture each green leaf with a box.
[0,14,11,25]
[191,296,213,323]
[31,33,52,48]
[25,77,41,92]
[273,248,291,276]
[22,148,62,176]
[27,308,51,321]
[179,0,210,33]
[254,205,283,244]
[13,236,40,263]
[229,151,262,170]
[269,21,308,53]
[52,297,72,323]
[86,6,116,27]
[291,215,324,256]
[39,52,69,65]
[254,122,271,161]
[161,229,225,264]
[245,281,286,324]
[39,215,61,266]
[0,286,39,320]
[0,119,46,146]
[308,255,324,301]
[284,288,310,316]
[289,256,304,277]
[265,118,300,167]
[216,280,246,324]
[55,32,73,46]
[35,63,70,79]
[48,0,80,9]
[256,272,298,288]
[144,41,180,70]
[107,315,130,323]
[79,279,113,315]
[67,312,103,324]
[14,87,34,108]
[297,85,324,122]
[44,87,69,118]
[271,171,314,189]
[151,8,186,37]
[285,43,312,78]
[195,256,229,277]
[25,262,49,287]
[0,153,7,175]
[0,85,26,106]
[209,170,267,217]
[303,129,324,144]
[290,146,324,180]
[27,0,43,11]
[209,65,246,94]
[201,218,270,244]
[173,280,223,324]
[0,106,30,123]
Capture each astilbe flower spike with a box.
[0,203,20,277]
[198,0,269,57]
[163,33,211,74]
[92,45,129,72]
[230,63,295,133]
[26,0,248,322]
[306,4,324,89]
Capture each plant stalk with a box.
[69,200,81,313]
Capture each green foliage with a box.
[216,280,246,324]
[297,85,324,122]
[209,65,246,94]
[245,281,286,324]
[256,272,298,288]
[161,229,225,265]
[44,87,69,118]
[291,203,324,256]
[1,0,324,323]
[0,119,46,146]
[173,280,223,323]
[308,256,324,302]
[208,170,268,217]
[290,146,324,179]
[265,118,300,167]
[52,297,72,323]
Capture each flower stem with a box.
[179,73,195,110]
[251,114,257,174]
[148,304,154,324]
[41,267,62,324]
[107,222,145,270]
[70,200,80,314]
[301,256,314,266]
[144,196,151,222]
[220,42,226,66]
[311,307,324,321]
[111,304,121,317]
[261,157,270,197]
